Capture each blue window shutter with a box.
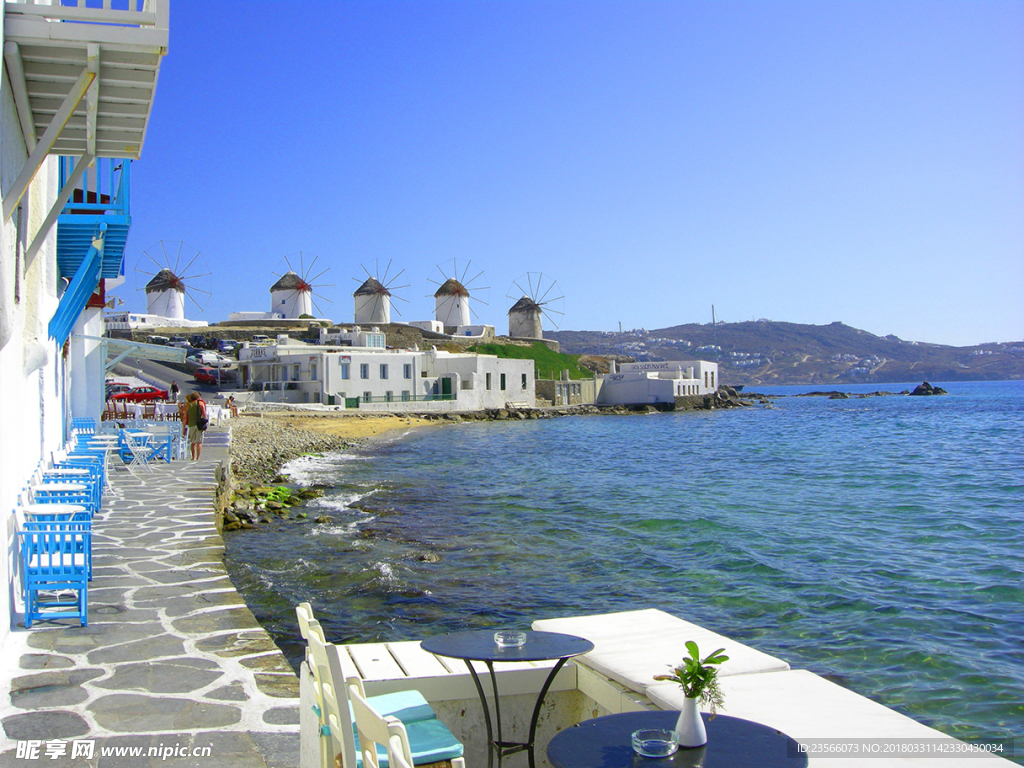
[49,226,106,346]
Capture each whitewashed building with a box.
[597,359,719,405]
[1,1,168,640]
[239,340,534,412]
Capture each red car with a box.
[110,386,168,403]
[193,367,220,385]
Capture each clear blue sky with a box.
[118,1,1024,347]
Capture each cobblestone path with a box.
[1,441,300,767]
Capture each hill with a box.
[546,321,1024,386]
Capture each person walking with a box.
[182,392,207,460]
[170,380,180,402]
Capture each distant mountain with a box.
[546,321,1024,386]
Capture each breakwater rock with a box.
[230,416,358,484]
[910,381,948,396]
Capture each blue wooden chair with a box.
[19,522,91,627]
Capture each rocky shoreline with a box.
[229,416,363,484]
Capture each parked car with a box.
[189,334,207,348]
[105,382,131,399]
[217,339,237,353]
[203,337,221,350]
[110,386,168,403]
[187,352,233,369]
[250,334,270,344]
[146,335,169,346]
[168,340,190,349]
[193,367,221,385]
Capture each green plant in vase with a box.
[654,641,729,748]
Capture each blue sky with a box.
[119,1,1023,347]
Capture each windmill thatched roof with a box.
[509,296,541,314]
[145,269,183,293]
[434,278,468,298]
[270,270,308,292]
[354,277,391,297]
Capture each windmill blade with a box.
[304,253,319,281]
[174,241,185,275]
[142,248,164,272]
[176,249,202,281]
[183,288,206,314]
[538,290,564,307]
[385,268,406,288]
[307,267,332,286]
[283,253,295,273]
[179,270,212,282]
[391,293,410,304]
[380,258,393,285]
[159,241,171,272]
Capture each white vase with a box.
[675,696,707,748]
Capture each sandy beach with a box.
[259,411,434,440]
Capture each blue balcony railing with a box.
[56,157,131,281]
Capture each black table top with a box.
[547,711,807,768]
[420,630,594,663]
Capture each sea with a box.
[223,380,1023,753]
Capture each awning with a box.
[48,225,105,346]
[70,335,186,373]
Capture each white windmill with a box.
[269,253,333,319]
[507,273,564,339]
[428,260,489,329]
[353,260,410,325]
[135,241,211,321]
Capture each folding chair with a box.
[120,431,155,475]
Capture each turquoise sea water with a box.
[224,380,1023,752]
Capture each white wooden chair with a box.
[296,603,466,768]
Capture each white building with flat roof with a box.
[239,340,534,412]
[598,359,719,405]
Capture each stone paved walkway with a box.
[0,434,300,767]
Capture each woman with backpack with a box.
[182,391,208,460]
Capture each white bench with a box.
[533,608,789,695]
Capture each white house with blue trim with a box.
[0,0,168,641]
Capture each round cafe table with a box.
[20,503,90,522]
[547,710,807,768]
[421,630,593,768]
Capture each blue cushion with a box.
[354,715,464,768]
[367,690,437,724]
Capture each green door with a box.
[441,377,452,398]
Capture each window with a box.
[361,364,370,379]
[293,364,301,381]
[500,373,506,391]
[521,373,528,389]
[403,364,412,379]
[341,363,350,380]
[402,391,410,401]
[380,364,388,380]
[363,391,372,402]
[385,391,393,402]
[486,373,492,390]
[310,362,317,380]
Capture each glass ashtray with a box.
[631,728,679,758]
[493,630,527,647]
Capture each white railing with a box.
[4,0,167,29]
